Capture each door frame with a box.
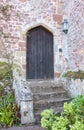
[24,21,57,80]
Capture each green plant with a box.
[63,95,84,123]
[52,116,69,130]
[41,109,56,130]
[41,95,84,130]
[63,70,84,79]
[0,92,20,127]
[70,120,84,130]
[0,61,13,96]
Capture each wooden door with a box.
[27,26,54,79]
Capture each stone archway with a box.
[22,21,57,79]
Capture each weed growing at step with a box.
[0,92,20,127]
[0,61,20,127]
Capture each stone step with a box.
[29,80,64,93]
[28,80,71,124]
[28,80,62,87]
[30,86,64,93]
[34,97,70,110]
[34,106,63,115]
[33,91,69,101]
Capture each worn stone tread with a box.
[34,97,70,104]
[34,106,63,116]
[33,90,66,95]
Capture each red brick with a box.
[19,0,27,2]
[22,64,26,70]
[54,72,61,78]
[32,18,36,21]
[19,42,26,47]
[53,14,63,24]
[73,49,77,52]
[20,47,26,51]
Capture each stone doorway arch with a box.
[22,21,57,79]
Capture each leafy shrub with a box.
[70,120,84,130]
[41,109,56,130]
[0,92,20,127]
[52,116,69,130]
[41,95,84,130]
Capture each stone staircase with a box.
[29,80,70,124]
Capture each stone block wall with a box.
[0,0,84,77]
[62,78,84,97]
[0,0,84,124]
[63,0,84,71]
[13,73,35,124]
[0,0,66,79]
[0,1,65,124]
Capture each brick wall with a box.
[0,0,84,78]
[64,0,84,71]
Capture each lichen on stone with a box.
[63,70,84,80]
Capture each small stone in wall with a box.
[19,0,27,2]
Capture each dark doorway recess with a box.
[26,26,54,79]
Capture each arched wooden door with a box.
[27,26,54,79]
